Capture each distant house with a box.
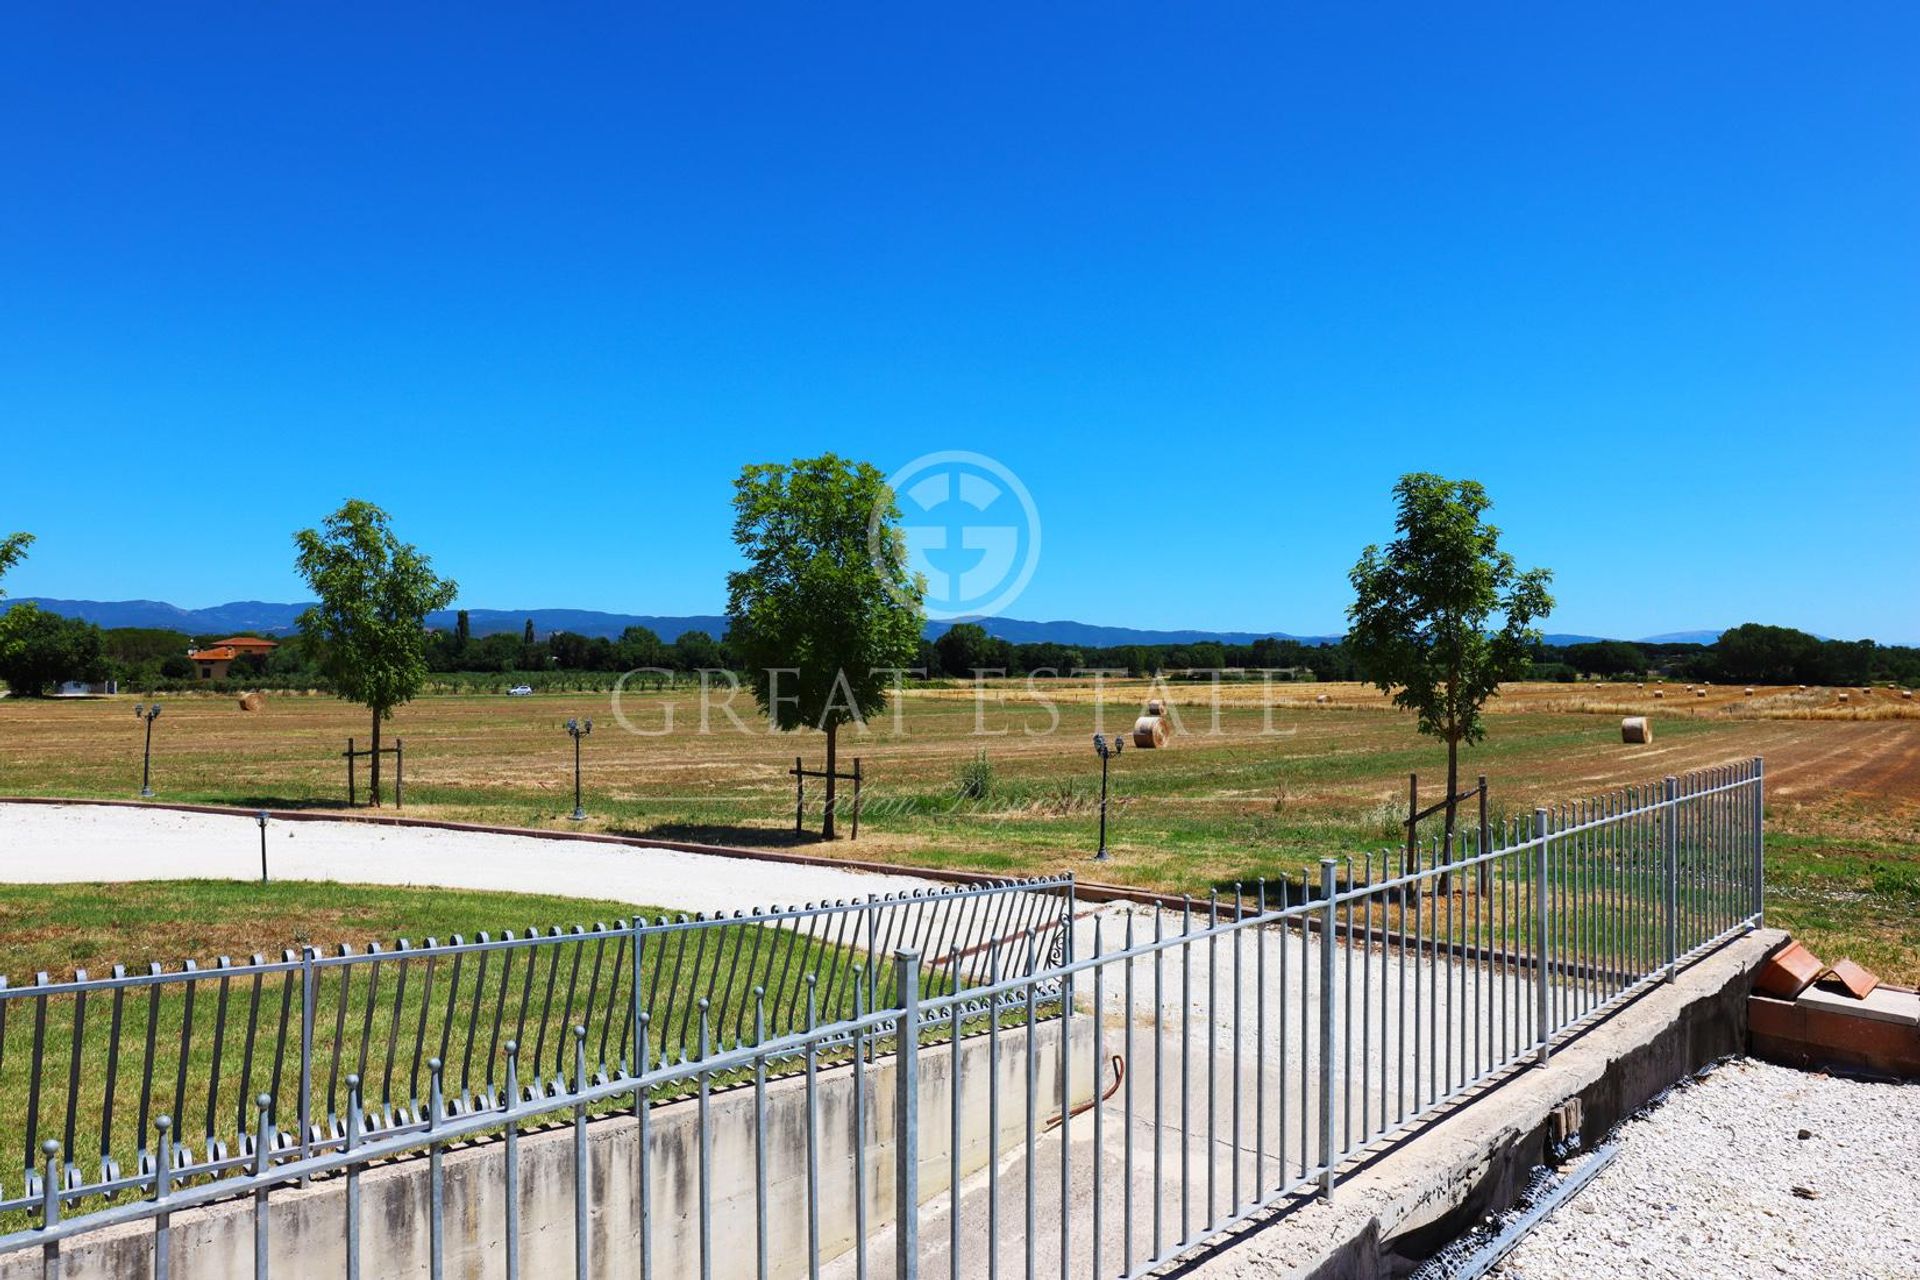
[186,636,278,680]
[54,679,118,697]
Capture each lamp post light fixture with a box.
[134,702,162,798]
[1093,731,1124,861]
[565,717,593,822]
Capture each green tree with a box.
[1564,640,1648,679]
[615,625,669,671]
[1348,474,1554,856]
[0,603,105,696]
[293,500,458,806]
[0,531,32,597]
[671,630,726,671]
[725,455,925,838]
[935,622,998,677]
[1714,623,1821,684]
[455,609,471,648]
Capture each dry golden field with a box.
[2,679,1916,977]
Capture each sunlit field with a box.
[3,679,1916,978]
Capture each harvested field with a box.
[1,680,1915,978]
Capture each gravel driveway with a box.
[1491,1057,1920,1280]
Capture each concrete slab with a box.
[1798,982,1920,1027]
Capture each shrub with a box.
[955,750,994,801]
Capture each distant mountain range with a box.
[0,597,1716,648]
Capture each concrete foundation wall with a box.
[4,1017,1097,1280]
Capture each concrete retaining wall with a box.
[4,1017,1097,1280]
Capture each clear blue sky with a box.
[4,5,1916,642]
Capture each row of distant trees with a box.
[23,615,1915,698]
[1532,627,1915,687]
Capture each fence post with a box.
[347,738,356,807]
[1534,809,1550,1067]
[395,738,404,810]
[298,947,316,1174]
[1750,758,1765,927]
[794,757,804,836]
[1318,858,1337,1200]
[894,949,922,1280]
[40,1139,59,1278]
[1664,775,1680,980]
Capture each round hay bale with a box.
[1902,689,1913,700]
[1621,716,1652,744]
[238,691,265,712]
[1744,688,1754,697]
[1653,690,1665,699]
[1695,689,1706,698]
[1131,714,1169,749]
[1838,692,1850,704]
[1314,693,1330,704]
[1145,699,1167,716]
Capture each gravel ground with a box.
[1491,1057,1920,1280]
[0,800,943,912]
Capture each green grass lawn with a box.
[0,880,929,1218]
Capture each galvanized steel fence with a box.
[0,760,1763,1279]
[0,875,1073,1221]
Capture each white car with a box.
[507,684,534,696]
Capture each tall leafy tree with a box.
[0,604,104,696]
[1348,474,1554,856]
[672,629,725,672]
[294,500,458,806]
[0,531,33,597]
[726,455,925,838]
[934,622,1001,677]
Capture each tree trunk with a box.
[821,722,838,840]
[369,709,383,808]
[1439,732,1459,892]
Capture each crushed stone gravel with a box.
[1490,1057,1920,1280]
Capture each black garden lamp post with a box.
[1093,731,1124,861]
[134,702,162,798]
[566,717,593,822]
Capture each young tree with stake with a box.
[1348,474,1554,859]
[294,500,458,806]
[726,455,925,838]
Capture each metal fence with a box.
[0,760,1764,1279]
[0,874,1073,1220]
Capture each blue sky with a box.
[4,5,1916,642]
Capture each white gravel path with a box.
[1491,1057,1920,1280]
[0,801,943,914]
